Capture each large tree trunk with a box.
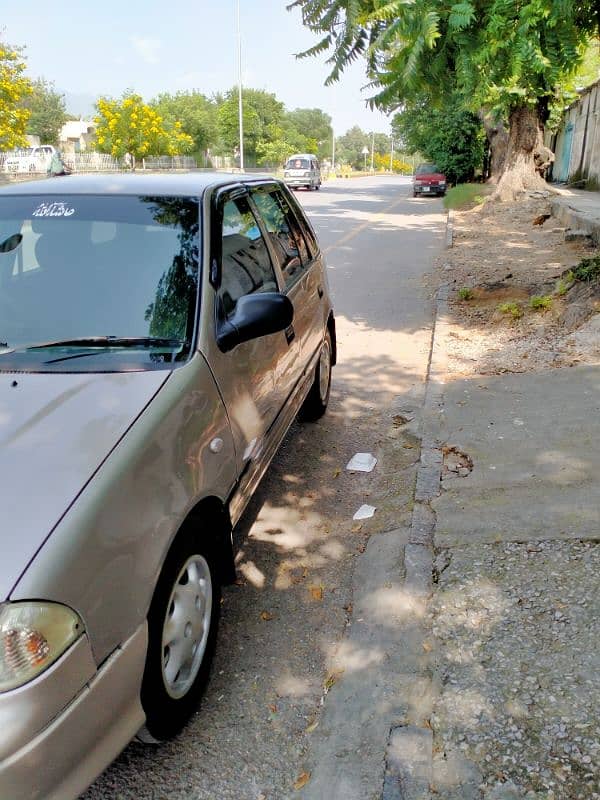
[480,112,509,182]
[492,104,552,201]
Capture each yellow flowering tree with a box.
[0,40,32,150]
[94,93,193,167]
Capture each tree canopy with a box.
[0,40,31,150]
[94,93,194,165]
[290,0,599,195]
[24,78,67,145]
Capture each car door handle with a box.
[285,324,295,344]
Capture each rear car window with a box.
[416,164,439,174]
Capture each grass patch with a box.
[444,183,490,210]
[498,301,523,319]
[571,255,600,283]
[457,287,474,301]
[529,295,553,311]
[554,271,575,296]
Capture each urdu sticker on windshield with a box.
[32,201,76,218]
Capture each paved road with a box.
[81,176,446,800]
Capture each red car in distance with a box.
[412,163,447,197]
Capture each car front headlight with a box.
[0,602,83,692]
[303,171,310,177]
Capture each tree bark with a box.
[480,112,509,182]
[492,104,552,201]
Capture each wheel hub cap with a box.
[161,555,212,699]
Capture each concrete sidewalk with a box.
[551,187,600,246]
[429,364,600,798]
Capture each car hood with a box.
[0,370,169,600]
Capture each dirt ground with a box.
[435,194,600,376]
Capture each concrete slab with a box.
[551,189,600,246]
[299,528,435,800]
[433,365,600,546]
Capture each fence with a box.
[0,151,198,175]
[548,79,600,188]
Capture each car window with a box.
[416,164,439,174]
[286,158,310,170]
[285,189,319,259]
[251,188,311,286]
[218,195,278,317]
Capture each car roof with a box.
[286,154,317,159]
[0,171,279,197]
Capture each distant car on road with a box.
[0,172,335,800]
[412,163,447,197]
[283,153,322,191]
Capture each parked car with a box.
[0,172,335,800]
[283,153,322,190]
[3,145,57,174]
[412,163,447,197]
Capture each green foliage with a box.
[554,272,575,296]
[151,91,218,157]
[571,255,600,283]
[283,107,332,157]
[458,287,474,300]
[290,0,599,184]
[529,294,553,311]
[392,96,485,183]
[217,88,284,165]
[23,79,66,145]
[443,183,489,209]
[498,301,523,319]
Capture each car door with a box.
[202,186,298,521]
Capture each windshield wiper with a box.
[27,336,189,350]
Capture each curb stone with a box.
[381,257,450,797]
[445,209,454,248]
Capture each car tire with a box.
[316,183,321,190]
[138,531,221,742]
[299,330,332,422]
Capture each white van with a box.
[283,153,322,191]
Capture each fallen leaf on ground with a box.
[403,444,415,449]
[422,641,432,652]
[323,670,344,692]
[305,719,319,733]
[260,611,275,621]
[392,413,413,426]
[268,704,277,713]
[351,523,363,533]
[332,467,341,478]
[343,603,353,614]
[309,585,324,601]
[293,772,311,790]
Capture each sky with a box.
[1,0,393,136]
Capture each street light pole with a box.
[331,129,335,174]
[236,0,244,171]
[390,137,394,172]
[370,130,375,173]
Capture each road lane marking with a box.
[323,193,410,255]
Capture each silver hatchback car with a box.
[0,173,335,799]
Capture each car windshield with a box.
[0,194,200,371]
[416,164,439,174]
[286,158,310,169]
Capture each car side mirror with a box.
[216,292,294,353]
